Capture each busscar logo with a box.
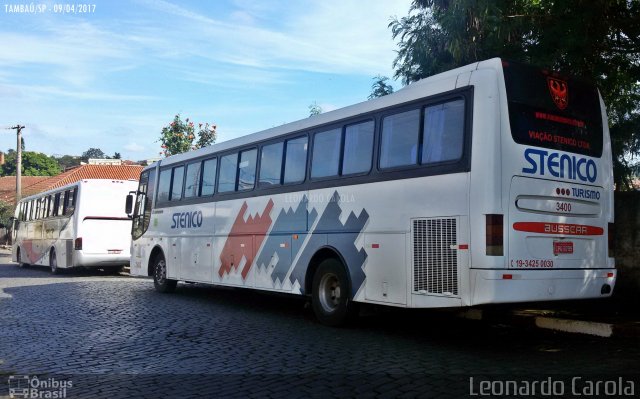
[547,77,568,110]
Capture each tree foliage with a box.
[0,200,14,230]
[308,102,323,117]
[390,0,640,188]
[1,151,61,176]
[81,147,106,162]
[369,75,395,99]
[158,114,217,157]
[0,200,14,229]
[53,155,81,171]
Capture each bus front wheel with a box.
[153,254,176,293]
[311,258,358,327]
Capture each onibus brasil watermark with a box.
[469,376,636,397]
[8,375,72,399]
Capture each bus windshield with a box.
[503,61,603,158]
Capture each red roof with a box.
[0,164,144,204]
[0,176,50,203]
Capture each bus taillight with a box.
[608,222,615,257]
[486,214,503,256]
[74,237,83,250]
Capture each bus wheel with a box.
[312,258,358,327]
[153,254,176,293]
[50,249,61,275]
[17,248,29,268]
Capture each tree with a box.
[368,75,394,99]
[113,152,122,160]
[158,114,217,157]
[308,101,323,117]
[81,148,106,162]
[0,200,14,230]
[1,151,61,176]
[390,0,640,188]
[53,155,81,171]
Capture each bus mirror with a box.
[125,194,134,215]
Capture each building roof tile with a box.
[0,164,143,205]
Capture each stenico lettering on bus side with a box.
[171,211,203,229]
[522,148,597,183]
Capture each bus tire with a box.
[17,248,29,268]
[311,258,358,327]
[153,253,176,293]
[50,248,61,275]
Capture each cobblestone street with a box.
[1,257,638,398]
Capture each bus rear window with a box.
[503,61,603,157]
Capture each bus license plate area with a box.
[553,241,573,255]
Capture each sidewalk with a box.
[458,297,640,338]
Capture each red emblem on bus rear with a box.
[547,77,568,110]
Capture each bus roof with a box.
[149,58,503,170]
[17,179,138,203]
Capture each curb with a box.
[457,309,640,338]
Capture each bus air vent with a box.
[412,218,459,296]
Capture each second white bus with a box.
[13,179,139,273]
[129,58,616,325]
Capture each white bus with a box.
[12,179,139,274]
[128,58,615,326]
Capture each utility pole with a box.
[9,125,24,202]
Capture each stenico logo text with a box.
[522,148,597,183]
[171,211,203,229]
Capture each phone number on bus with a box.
[510,259,554,268]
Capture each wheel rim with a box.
[155,259,166,285]
[318,272,341,313]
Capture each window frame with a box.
[310,127,343,181]
[377,93,469,174]
[341,119,375,177]
[150,87,472,209]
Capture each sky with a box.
[0,0,412,161]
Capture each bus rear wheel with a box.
[17,248,29,268]
[311,258,358,327]
[50,249,61,275]
[153,254,176,293]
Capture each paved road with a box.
[0,256,638,398]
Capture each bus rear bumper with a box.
[470,268,616,305]
[73,251,130,268]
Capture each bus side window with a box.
[58,192,65,216]
[342,120,374,175]
[63,190,70,215]
[53,193,61,217]
[201,158,217,196]
[184,161,202,199]
[66,188,77,215]
[218,153,238,193]
[170,166,185,201]
[157,168,172,203]
[238,149,257,191]
[46,195,52,218]
[35,198,41,220]
[283,136,307,184]
[422,99,465,164]
[380,109,420,169]
[311,128,341,179]
[259,142,284,187]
